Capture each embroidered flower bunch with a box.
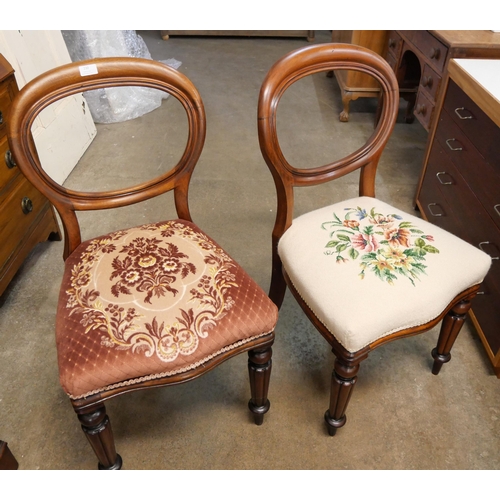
[321,206,439,285]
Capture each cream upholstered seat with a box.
[8,57,277,469]
[258,43,492,436]
[279,196,491,353]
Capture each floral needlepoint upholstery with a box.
[56,219,278,399]
[278,197,491,353]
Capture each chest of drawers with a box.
[0,54,60,297]
[416,59,500,376]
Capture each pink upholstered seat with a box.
[57,219,277,399]
[8,57,277,469]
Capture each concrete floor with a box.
[1,30,499,470]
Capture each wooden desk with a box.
[416,59,500,377]
[384,31,500,132]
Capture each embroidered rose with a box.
[351,233,379,252]
[322,206,439,286]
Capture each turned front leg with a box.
[324,359,360,436]
[248,345,273,425]
[432,299,473,375]
[77,403,122,470]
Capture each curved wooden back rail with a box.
[257,44,490,437]
[258,44,399,308]
[7,57,277,469]
[8,57,206,259]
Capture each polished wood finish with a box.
[0,53,60,297]
[0,440,18,470]
[383,31,500,132]
[161,30,315,41]
[416,59,500,377]
[329,31,388,121]
[8,57,276,468]
[258,43,483,435]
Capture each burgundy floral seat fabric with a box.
[56,219,278,399]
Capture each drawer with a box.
[385,51,398,73]
[413,90,434,131]
[419,143,471,239]
[419,143,500,353]
[386,31,403,60]
[0,174,50,267]
[420,63,441,103]
[434,110,500,227]
[0,134,18,190]
[444,79,500,163]
[413,31,448,73]
[0,78,15,134]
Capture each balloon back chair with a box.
[257,44,491,436]
[8,58,277,469]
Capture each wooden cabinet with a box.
[330,30,388,121]
[0,54,60,297]
[384,31,500,132]
[416,59,500,377]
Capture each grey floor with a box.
[1,31,499,471]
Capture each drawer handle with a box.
[446,138,463,151]
[389,38,397,48]
[5,150,16,169]
[21,197,33,215]
[454,107,473,120]
[427,203,444,217]
[416,104,427,115]
[495,204,500,217]
[422,75,433,88]
[430,47,441,60]
[0,110,3,125]
[436,171,454,185]
[478,241,499,260]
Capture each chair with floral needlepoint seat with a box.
[8,57,277,469]
[257,43,491,436]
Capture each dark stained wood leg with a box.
[432,299,473,375]
[77,403,122,470]
[324,358,360,436]
[269,256,287,309]
[248,345,273,425]
[0,440,19,470]
[403,92,416,123]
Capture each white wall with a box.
[0,30,96,184]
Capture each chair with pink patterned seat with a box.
[8,57,277,469]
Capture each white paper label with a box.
[79,64,98,76]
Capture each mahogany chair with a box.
[258,44,491,436]
[8,58,277,469]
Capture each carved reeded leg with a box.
[77,404,122,470]
[248,345,273,425]
[324,359,360,436]
[432,299,473,375]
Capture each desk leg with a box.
[0,441,19,470]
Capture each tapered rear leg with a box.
[248,345,273,425]
[325,359,360,436]
[77,403,122,470]
[432,299,473,375]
